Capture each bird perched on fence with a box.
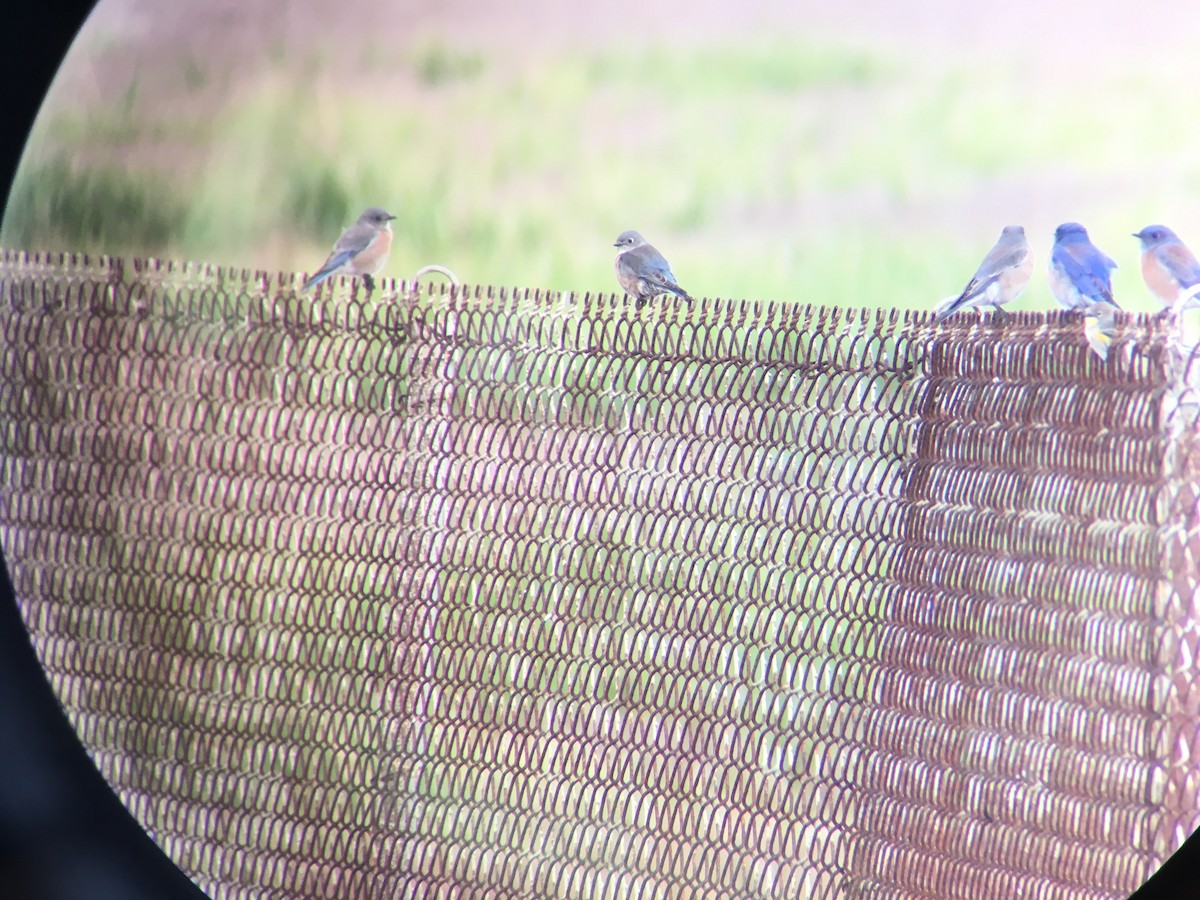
[1132,224,1200,312]
[1083,307,1117,362]
[303,206,396,293]
[935,225,1032,321]
[1048,222,1120,312]
[613,230,693,310]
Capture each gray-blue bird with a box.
[1048,222,1120,312]
[303,206,396,293]
[935,225,1032,321]
[613,230,693,309]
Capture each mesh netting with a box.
[0,249,1198,899]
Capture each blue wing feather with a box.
[1054,242,1116,304]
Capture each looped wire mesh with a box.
[0,248,1197,899]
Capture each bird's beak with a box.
[612,242,620,248]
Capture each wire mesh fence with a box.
[0,248,1197,898]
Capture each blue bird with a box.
[303,206,396,293]
[1132,224,1200,312]
[1048,222,1119,312]
[613,230,693,310]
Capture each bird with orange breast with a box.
[303,206,396,293]
[1132,224,1200,313]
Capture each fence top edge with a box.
[0,247,1181,337]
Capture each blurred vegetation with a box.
[4,156,187,252]
[5,35,1200,312]
[410,40,486,86]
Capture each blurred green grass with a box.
[5,38,1200,312]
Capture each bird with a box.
[303,206,396,292]
[1083,307,1117,362]
[935,225,1032,321]
[1132,224,1200,312]
[1047,222,1120,312]
[613,230,693,310]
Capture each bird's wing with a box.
[1159,242,1200,288]
[953,240,1025,303]
[332,221,382,257]
[632,246,679,286]
[616,253,641,282]
[955,272,1000,304]
[1055,242,1116,303]
[313,250,354,276]
[975,240,1028,281]
[311,223,382,277]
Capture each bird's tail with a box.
[934,292,967,322]
[302,267,335,292]
[1081,277,1121,312]
[667,283,693,302]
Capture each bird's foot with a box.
[363,274,376,293]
